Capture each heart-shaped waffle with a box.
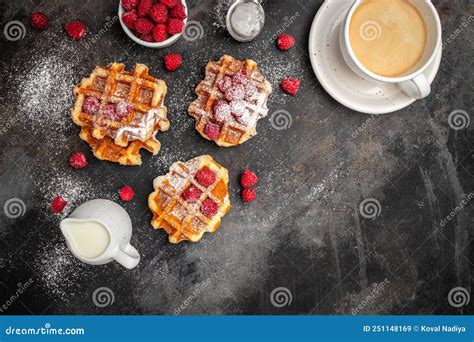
[148,155,230,243]
[188,55,272,147]
[72,63,170,165]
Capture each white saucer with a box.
[308,0,442,114]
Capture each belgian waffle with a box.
[72,63,170,165]
[148,155,230,243]
[188,55,272,147]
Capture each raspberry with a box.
[152,24,167,42]
[182,185,202,203]
[116,101,132,117]
[122,0,138,11]
[169,3,187,20]
[31,11,49,30]
[241,188,256,202]
[213,101,231,123]
[204,123,220,141]
[51,196,67,213]
[69,152,88,169]
[140,33,154,42]
[225,84,245,101]
[160,0,177,8]
[149,4,168,24]
[277,34,295,51]
[137,0,153,17]
[232,70,249,85]
[200,198,218,217]
[167,18,184,35]
[195,167,216,187]
[102,104,118,120]
[244,83,258,102]
[135,18,154,34]
[122,10,138,30]
[240,169,258,187]
[119,185,135,201]
[82,96,100,114]
[66,21,86,40]
[280,78,301,95]
[218,76,232,92]
[164,54,182,71]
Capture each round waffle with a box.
[72,63,170,166]
[148,155,230,243]
[188,55,272,147]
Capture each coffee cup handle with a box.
[398,74,431,100]
[114,243,140,269]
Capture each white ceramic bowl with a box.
[118,0,188,49]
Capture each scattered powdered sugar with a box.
[34,241,87,303]
[213,0,233,30]
[4,28,84,151]
[12,54,75,146]
[37,164,117,223]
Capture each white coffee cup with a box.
[60,199,140,269]
[339,0,442,99]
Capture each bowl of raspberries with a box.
[119,0,187,48]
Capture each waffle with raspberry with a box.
[148,155,230,243]
[72,63,170,166]
[188,55,272,147]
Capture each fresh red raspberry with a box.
[66,21,86,40]
[213,101,231,123]
[200,198,218,217]
[164,54,182,71]
[240,169,258,187]
[160,0,177,8]
[169,3,187,20]
[31,11,49,30]
[137,0,153,17]
[135,18,154,34]
[102,104,118,120]
[232,70,249,85]
[152,23,167,42]
[140,33,154,42]
[122,10,138,30]
[69,152,88,169]
[195,167,216,187]
[149,4,168,23]
[82,96,100,114]
[182,185,202,203]
[122,0,139,11]
[280,78,301,95]
[241,188,256,202]
[225,84,245,101]
[218,76,232,92]
[167,18,184,35]
[204,123,220,141]
[51,196,67,213]
[244,83,258,102]
[119,185,135,201]
[277,34,295,51]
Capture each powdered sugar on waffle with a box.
[114,107,162,144]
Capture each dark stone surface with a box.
[0,0,472,315]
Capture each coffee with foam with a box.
[349,0,427,77]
